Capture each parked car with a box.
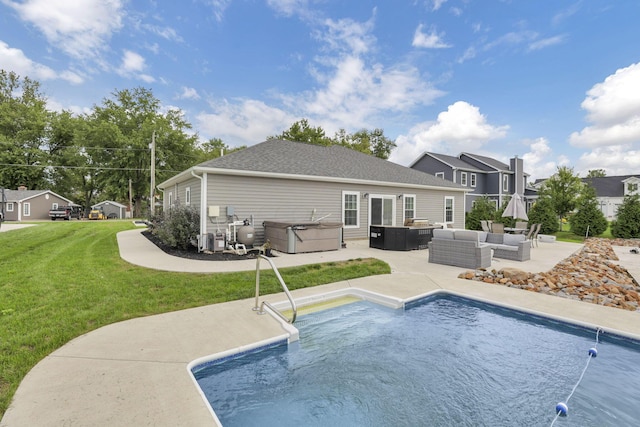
[49,206,82,221]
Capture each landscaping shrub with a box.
[527,197,559,234]
[611,194,640,238]
[465,196,497,230]
[151,205,200,250]
[569,185,608,237]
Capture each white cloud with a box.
[412,24,452,49]
[431,0,448,11]
[3,0,124,60]
[0,40,84,84]
[521,137,564,182]
[266,0,309,17]
[570,62,640,148]
[577,146,640,177]
[117,50,155,82]
[178,87,201,100]
[314,16,376,56]
[390,101,509,165]
[197,99,296,145]
[528,34,566,51]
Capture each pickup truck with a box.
[49,206,82,221]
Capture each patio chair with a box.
[531,223,542,247]
[491,222,504,234]
[480,220,491,232]
[515,221,528,232]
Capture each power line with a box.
[0,163,184,173]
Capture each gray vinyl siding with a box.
[27,194,70,220]
[197,173,465,242]
[412,156,454,181]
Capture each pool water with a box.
[193,295,640,426]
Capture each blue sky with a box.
[1,0,639,181]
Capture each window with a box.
[444,197,454,223]
[628,183,638,193]
[23,202,31,217]
[168,192,173,208]
[502,174,509,192]
[403,195,415,222]
[470,173,477,187]
[185,187,191,206]
[460,172,467,186]
[7,202,14,212]
[52,203,59,210]
[435,172,444,179]
[342,191,359,228]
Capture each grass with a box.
[0,221,390,417]
[554,222,613,243]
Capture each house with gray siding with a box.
[582,175,640,220]
[1,187,74,221]
[158,139,468,250]
[409,152,534,212]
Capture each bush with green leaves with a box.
[611,194,640,238]
[151,205,201,250]
[569,185,608,237]
[527,197,559,234]
[465,196,498,230]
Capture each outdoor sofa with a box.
[428,229,531,269]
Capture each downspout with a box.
[191,170,207,251]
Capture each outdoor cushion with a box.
[503,234,526,246]
[478,231,488,243]
[486,233,504,244]
[433,229,455,239]
[455,230,480,242]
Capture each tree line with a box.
[0,70,395,216]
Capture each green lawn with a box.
[554,222,613,243]
[0,221,390,417]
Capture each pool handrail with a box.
[253,254,297,323]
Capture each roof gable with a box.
[460,152,510,172]
[3,189,72,203]
[167,139,465,190]
[584,175,640,197]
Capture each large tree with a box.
[89,87,199,217]
[0,70,50,189]
[271,119,396,159]
[538,166,583,227]
[193,138,246,164]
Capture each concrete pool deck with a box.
[2,229,640,426]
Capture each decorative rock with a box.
[461,238,640,312]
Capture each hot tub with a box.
[263,221,343,253]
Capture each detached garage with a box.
[91,201,127,219]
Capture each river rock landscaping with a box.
[459,238,640,312]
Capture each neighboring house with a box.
[158,139,468,250]
[583,175,640,220]
[409,152,535,212]
[91,200,128,219]
[1,187,75,221]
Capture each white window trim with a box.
[342,191,360,229]
[502,174,509,192]
[168,192,173,208]
[435,172,444,179]
[471,173,477,187]
[460,172,467,186]
[402,194,416,224]
[185,187,191,206]
[23,202,31,217]
[444,196,454,224]
[7,202,14,212]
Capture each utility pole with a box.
[128,178,133,219]
[149,130,156,219]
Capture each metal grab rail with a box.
[253,255,297,323]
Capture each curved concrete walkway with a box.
[2,229,640,426]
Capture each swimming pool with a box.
[192,294,640,426]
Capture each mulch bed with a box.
[142,230,259,261]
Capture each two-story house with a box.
[582,175,640,220]
[409,152,533,212]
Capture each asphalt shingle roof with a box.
[583,175,640,197]
[461,152,510,171]
[196,139,465,189]
[3,189,48,202]
[425,152,484,172]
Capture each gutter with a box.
[191,171,208,251]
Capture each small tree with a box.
[151,205,200,250]
[527,197,559,234]
[569,185,608,237]
[465,196,497,230]
[611,194,640,238]
[538,166,583,228]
